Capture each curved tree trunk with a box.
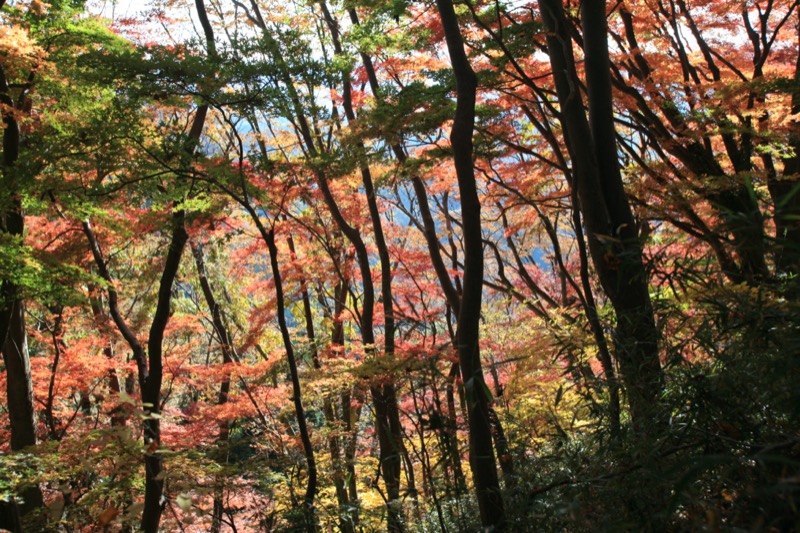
[84,199,190,533]
[140,209,189,533]
[239,206,319,531]
[320,5,412,528]
[246,3,407,527]
[140,5,216,527]
[264,228,319,531]
[434,0,505,528]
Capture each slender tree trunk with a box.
[288,234,356,533]
[247,5,405,526]
[140,209,189,533]
[348,6,490,504]
[140,3,215,527]
[409,378,448,532]
[82,52,207,533]
[190,241,236,533]
[347,8,461,314]
[2,280,36,455]
[85,207,186,533]
[239,207,319,531]
[443,362,467,495]
[264,229,318,531]
[570,200,622,438]
[332,280,362,529]
[307,184,403,531]
[434,0,505,528]
[44,306,66,441]
[320,6,411,528]
[2,298,44,522]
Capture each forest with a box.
[0,0,799,531]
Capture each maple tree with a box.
[1,0,799,531]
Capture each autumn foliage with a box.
[1,0,799,531]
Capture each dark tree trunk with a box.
[85,206,177,533]
[263,228,318,531]
[44,306,66,441]
[140,208,189,533]
[140,2,215,527]
[82,53,206,533]
[239,206,319,531]
[538,0,664,431]
[351,5,508,501]
[248,4,406,526]
[348,8,461,314]
[444,362,467,494]
[320,6,412,528]
[434,0,505,528]
[0,61,43,531]
[2,283,36,454]
[190,241,236,533]
[289,233,356,533]
[2,298,45,526]
[770,21,800,275]
[311,172,405,531]
[333,280,362,529]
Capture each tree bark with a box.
[770,18,800,275]
[140,3,214,526]
[538,0,665,431]
[263,228,319,531]
[190,241,236,533]
[140,209,189,533]
[0,60,44,531]
[287,233,356,533]
[246,4,407,527]
[1,263,36,455]
[320,6,411,529]
[434,0,505,528]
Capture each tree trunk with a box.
[140,208,189,533]
[263,229,318,532]
[434,0,505,528]
[320,8,412,527]
[190,241,236,533]
[140,2,215,526]
[248,4,406,526]
[538,0,664,431]
[2,276,36,454]
[289,234,356,533]
[0,60,44,530]
[770,20,800,275]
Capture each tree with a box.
[1,0,799,530]
[434,0,505,527]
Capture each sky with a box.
[89,0,141,20]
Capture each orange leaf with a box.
[98,506,120,526]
